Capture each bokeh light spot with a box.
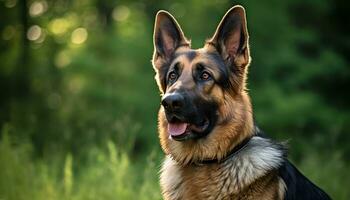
[112,5,130,22]
[55,51,71,68]
[29,1,48,17]
[2,26,16,40]
[49,18,69,35]
[5,0,17,8]
[27,25,42,41]
[71,28,88,44]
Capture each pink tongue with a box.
[168,123,188,136]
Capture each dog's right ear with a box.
[153,11,189,62]
[152,11,189,93]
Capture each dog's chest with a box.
[160,137,286,200]
[186,166,237,199]
[162,160,238,200]
[161,157,282,200]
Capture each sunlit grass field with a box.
[0,131,162,200]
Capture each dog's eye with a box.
[200,71,211,81]
[168,72,178,82]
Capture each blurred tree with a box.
[97,0,115,30]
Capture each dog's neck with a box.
[194,136,252,165]
[180,136,286,172]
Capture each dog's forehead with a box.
[173,47,221,68]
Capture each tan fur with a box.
[153,5,285,200]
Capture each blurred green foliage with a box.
[0,0,349,199]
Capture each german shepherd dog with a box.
[152,5,331,200]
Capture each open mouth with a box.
[167,118,210,141]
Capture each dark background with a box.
[0,0,349,199]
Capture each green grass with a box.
[296,146,350,199]
[0,132,162,200]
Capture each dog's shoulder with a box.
[256,127,331,199]
[278,160,331,200]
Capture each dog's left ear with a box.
[208,5,250,76]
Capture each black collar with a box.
[195,137,252,165]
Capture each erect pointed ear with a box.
[208,5,250,72]
[153,10,189,64]
[152,11,189,93]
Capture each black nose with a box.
[161,93,185,112]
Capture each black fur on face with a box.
[163,88,219,141]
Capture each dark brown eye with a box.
[168,72,178,82]
[200,71,211,80]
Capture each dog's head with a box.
[152,5,254,164]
